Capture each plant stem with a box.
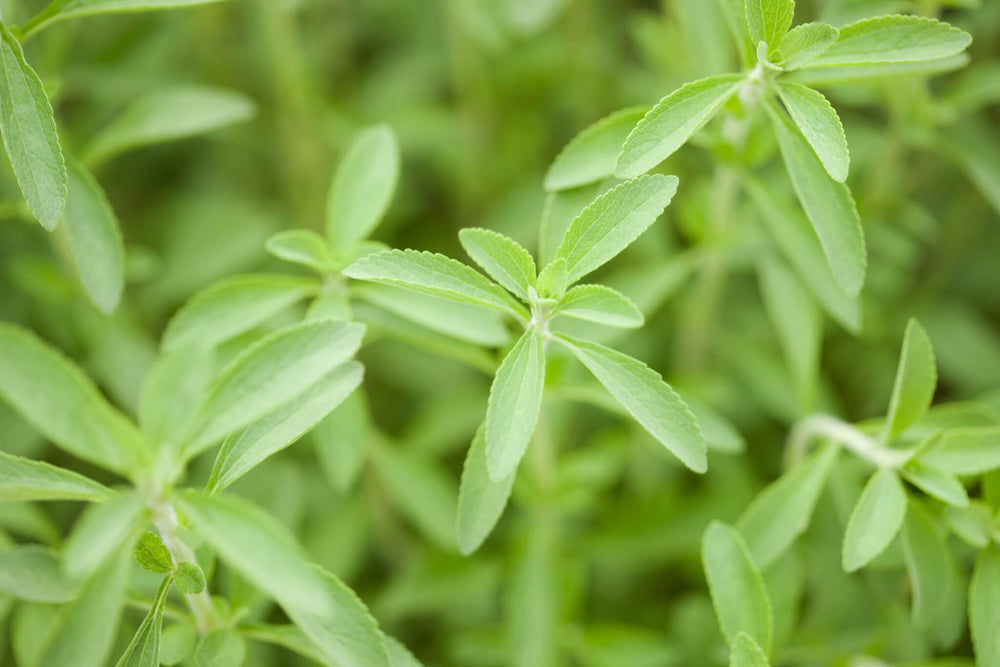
[786,414,911,470]
[152,501,220,635]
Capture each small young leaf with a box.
[776,83,849,182]
[0,545,78,602]
[702,521,773,652]
[842,468,907,573]
[207,361,363,493]
[555,284,644,328]
[115,574,172,667]
[0,451,113,503]
[185,320,365,456]
[777,22,839,70]
[806,15,972,68]
[173,562,206,594]
[83,85,255,166]
[544,106,647,191]
[535,257,569,299]
[730,632,771,667]
[556,174,678,284]
[902,501,953,631]
[918,427,1000,475]
[327,124,400,247]
[744,0,794,53]
[970,547,1000,667]
[265,230,338,273]
[64,491,145,579]
[900,461,968,508]
[457,424,516,555]
[344,249,528,319]
[737,444,839,569]
[616,75,743,178]
[485,328,546,481]
[162,274,318,351]
[884,319,937,442]
[0,24,66,229]
[767,101,866,297]
[190,629,245,667]
[313,391,369,493]
[133,531,173,574]
[61,158,126,313]
[555,334,706,473]
[458,228,536,301]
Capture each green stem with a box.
[15,0,67,42]
[786,414,911,470]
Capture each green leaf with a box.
[0,545,77,602]
[776,83,849,182]
[485,328,546,481]
[702,521,773,653]
[457,424,516,555]
[555,334,706,473]
[313,391,369,493]
[207,361,363,493]
[555,284,644,328]
[133,531,173,574]
[115,574,172,667]
[767,100,866,297]
[0,24,66,229]
[535,257,569,299]
[556,174,678,283]
[788,54,969,86]
[138,344,213,449]
[159,624,196,666]
[64,491,145,579]
[265,230,338,273]
[544,106,647,191]
[0,322,148,475]
[173,562,206,594]
[458,228,536,301]
[902,501,955,632]
[161,274,318,351]
[900,461,968,508]
[777,22,839,70]
[0,451,113,502]
[744,0,794,52]
[616,75,743,178]
[884,319,937,441]
[539,184,603,266]
[190,629,245,667]
[806,16,971,68]
[737,444,839,569]
[842,468,907,572]
[179,493,391,667]
[971,547,1000,667]
[327,124,400,247]
[61,158,126,313]
[83,85,254,166]
[185,320,365,456]
[918,427,1000,475]
[386,636,424,667]
[730,632,771,667]
[344,249,528,319]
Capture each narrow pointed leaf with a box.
[902,501,954,631]
[0,451,113,502]
[778,22,839,70]
[616,75,743,178]
[556,284,644,328]
[0,545,78,602]
[744,0,794,52]
[265,230,338,273]
[485,328,546,481]
[777,83,849,182]
[884,319,937,441]
[458,228,536,301]
[544,106,647,191]
[327,124,400,247]
[730,632,771,667]
[115,574,172,667]
[457,424,516,554]
[971,547,1000,667]
[918,427,1000,475]
[807,16,971,68]
[64,491,145,579]
[842,468,907,572]
[900,461,968,508]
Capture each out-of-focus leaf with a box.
[457,424,516,555]
[545,107,647,191]
[842,468,907,572]
[327,124,400,247]
[0,545,78,602]
[0,452,113,502]
[884,319,937,442]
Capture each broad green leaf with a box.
[133,531,173,574]
[179,493,391,667]
[265,230,338,273]
[884,319,937,441]
[327,124,400,247]
[115,574,172,667]
[190,629,245,667]
[806,16,971,68]
[485,328,545,481]
[84,86,255,166]
[138,344,213,449]
[919,427,1000,475]
[842,468,907,572]
[902,501,954,632]
[207,361,363,493]
[457,424,516,555]
[970,547,1000,667]
[313,391,369,493]
[544,107,647,191]
[737,444,839,569]
[556,334,706,472]
[900,461,968,508]
[776,83,849,182]
[0,451,113,502]
[161,274,318,351]
[556,174,678,283]
[556,284,644,328]
[173,562,205,594]
[61,158,126,313]
[744,0,794,52]
[159,624,196,665]
[0,322,148,475]
[0,545,77,602]
[730,632,771,667]
[344,249,528,319]
[767,101,866,297]
[184,320,365,456]
[0,24,66,229]
[64,491,145,579]
[616,75,743,178]
[702,521,773,652]
[777,22,839,70]
[458,228,536,301]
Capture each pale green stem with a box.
[786,414,911,470]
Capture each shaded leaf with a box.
[842,468,907,572]
[0,451,113,503]
[545,106,647,191]
[327,124,400,247]
[884,319,937,442]
[457,424,516,555]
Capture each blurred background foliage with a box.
[1,0,999,665]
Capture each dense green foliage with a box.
[0,0,999,665]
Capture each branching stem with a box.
[786,414,911,470]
